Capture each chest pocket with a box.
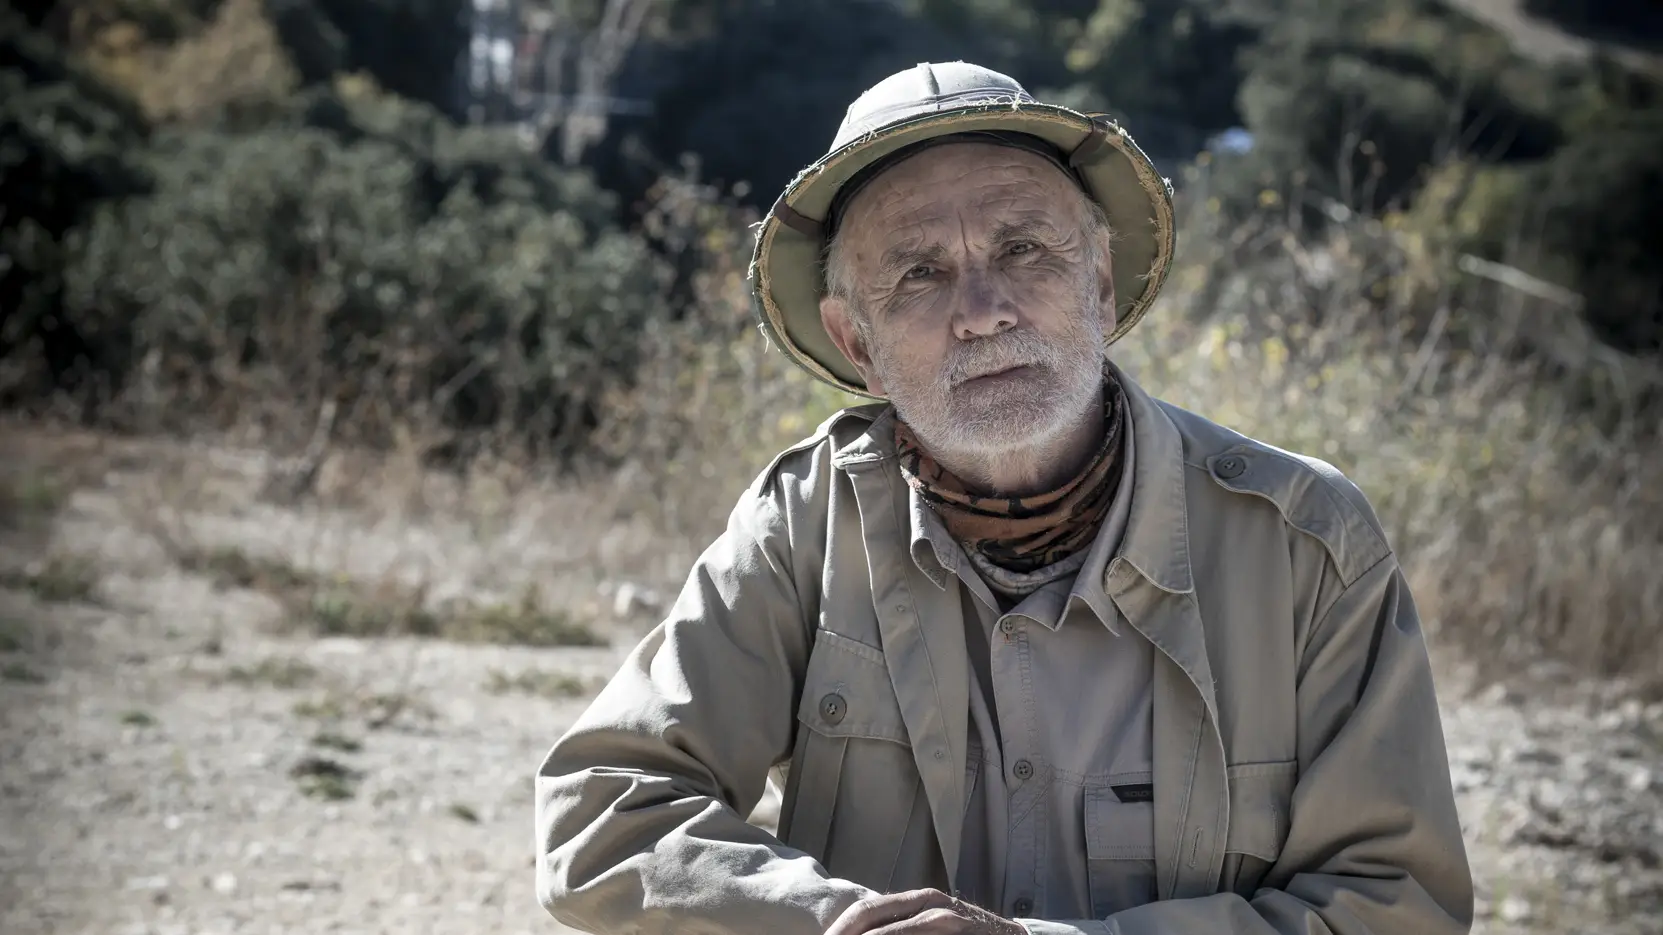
[1085,776,1159,916]
[1222,760,1298,896]
[780,629,928,892]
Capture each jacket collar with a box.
[828,406,963,587]
[828,361,1196,598]
[1108,360,1195,595]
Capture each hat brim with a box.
[749,101,1176,399]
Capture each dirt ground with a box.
[1,425,1659,935]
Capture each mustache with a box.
[944,331,1062,385]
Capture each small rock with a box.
[211,871,237,895]
[1449,763,1487,793]
[127,875,169,891]
[1498,896,1531,923]
[1628,768,1654,793]
[163,814,182,831]
[1480,683,1514,706]
[1514,745,1561,766]
[612,582,664,619]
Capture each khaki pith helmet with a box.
[747,61,1177,399]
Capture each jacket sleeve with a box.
[1021,551,1475,935]
[534,476,878,934]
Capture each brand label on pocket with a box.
[1111,782,1153,803]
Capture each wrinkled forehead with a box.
[837,142,1088,250]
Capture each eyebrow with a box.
[874,219,1064,279]
[877,243,947,280]
[990,218,1063,243]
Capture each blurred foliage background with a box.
[3,0,1662,683]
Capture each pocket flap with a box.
[1225,760,1298,861]
[1085,780,1156,861]
[797,629,909,744]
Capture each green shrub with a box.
[0,9,151,404]
[60,88,671,447]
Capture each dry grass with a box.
[289,754,361,801]
[0,617,24,654]
[1,660,46,684]
[484,667,595,699]
[291,687,436,731]
[176,543,606,648]
[225,655,319,689]
[0,555,101,605]
[0,472,69,529]
[310,730,364,754]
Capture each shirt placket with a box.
[992,606,1047,919]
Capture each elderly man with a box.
[535,62,1473,935]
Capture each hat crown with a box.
[832,62,1035,151]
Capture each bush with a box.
[1527,100,1663,354]
[0,9,151,404]
[265,0,467,113]
[1225,1,1563,219]
[60,88,670,451]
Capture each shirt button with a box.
[1012,758,1034,780]
[999,619,1018,635]
[1215,454,1247,479]
[1012,896,1034,916]
[819,693,846,725]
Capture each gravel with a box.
[2,434,1658,935]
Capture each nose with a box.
[952,280,1016,341]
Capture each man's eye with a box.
[904,265,935,280]
[1008,241,1037,256]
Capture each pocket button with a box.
[819,693,846,725]
[1012,759,1034,780]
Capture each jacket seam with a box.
[1186,456,1387,589]
[1306,549,1398,663]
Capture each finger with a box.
[863,906,972,934]
[826,889,957,935]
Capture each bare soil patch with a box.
[1,424,1657,935]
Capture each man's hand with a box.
[825,889,1027,935]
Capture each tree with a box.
[0,8,151,404]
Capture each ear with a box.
[820,295,886,396]
[1093,227,1118,334]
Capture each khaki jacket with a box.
[534,368,1474,934]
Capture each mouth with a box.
[956,363,1035,387]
